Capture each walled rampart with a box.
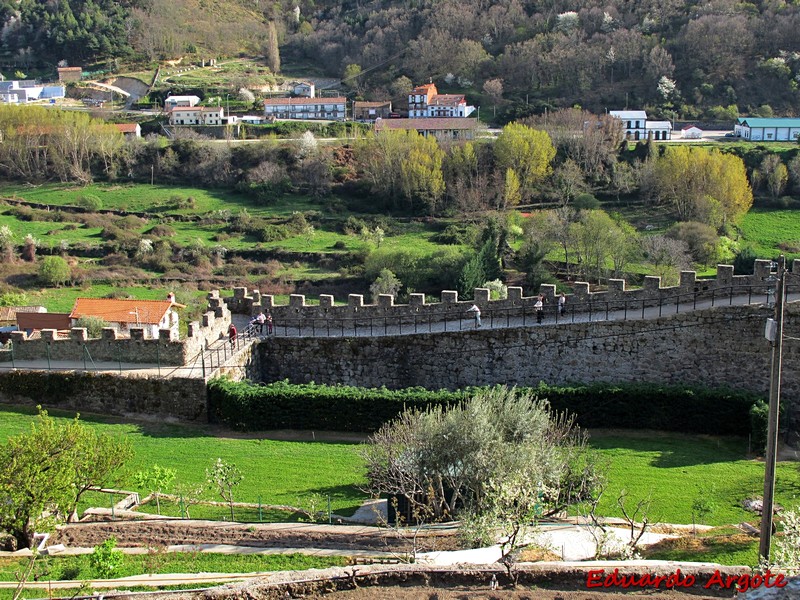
[1,291,232,366]
[226,260,800,327]
[257,303,800,430]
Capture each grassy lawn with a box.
[0,405,368,517]
[590,430,800,527]
[21,285,199,314]
[642,527,762,566]
[739,207,800,258]
[0,552,345,583]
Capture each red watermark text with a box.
[586,568,787,593]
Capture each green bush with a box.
[38,255,71,286]
[207,379,763,436]
[76,194,102,211]
[258,225,290,242]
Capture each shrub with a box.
[149,225,176,237]
[38,256,70,286]
[76,194,102,211]
[74,316,109,338]
[258,225,290,242]
[89,537,124,578]
[733,246,757,275]
[207,379,763,435]
[573,193,600,210]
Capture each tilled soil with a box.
[52,519,460,553]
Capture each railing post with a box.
[201,352,206,378]
[623,300,627,320]
[83,344,88,371]
[676,293,680,314]
[157,344,161,377]
[659,296,663,317]
[711,289,715,307]
[693,292,697,311]
[605,301,609,320]
[10,340,14,369]
[641,300,645,320]
[46,342,51,370]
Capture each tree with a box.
[646,146,752,227]
[21,234,37,262]
[502,168,522,208]
[264,21,280,73]
[89,537,124,578]
[759,155,788,200]
[370,268,402,301]
[206,458,242,521]
[0,225,14,263]
[38,255,71,287]
[342,63,363,93]
[133,465,177,515]
[362,387,604,553]
[494,123,556,200]
[0,409,131,548]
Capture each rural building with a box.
[734,117,800,141]
[0,81,65,104]
[164,95,201,108]
[17,312,71,335]
[240,115,266,124]
[113,123,142,138]
[408,83,475,118]
[610,110,672,140]
[609,110,648,140]
[0,306,46,326]
[262,97,347,121]
[375,117,481,141]
[168,106,225,126]
[646,120,672,140]
[69,298,178,339]
[292,81,315,98]
[57,66,82,82]
[353,101,392,121]
[681,125,703,139]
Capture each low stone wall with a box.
[226,260,800,329]
[0,370,208,421]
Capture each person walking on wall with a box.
[558,292,566,317]
[228,323,237,350]
[266,313,273,335]
[535,294,544,324]
[254,311,266,334]
[467,304,481,328]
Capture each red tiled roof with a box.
[411,83,437,95]
[113,123,139,133]
[681,125,702,130]
[263,97,347,106]
[354,101,391,108]
[70,298,173,325]
[17,313,71,331]
[58,67,82,72]
[428,95,466,107]
[375,118,479,131]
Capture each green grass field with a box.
[739,207,800,258]
[0,405,367,517]
[0,552,345,583]
[589,430,800,526]
[2,406,798,530]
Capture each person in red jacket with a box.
[228,323,237,349]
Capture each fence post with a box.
[180,495,186,519]
[46,342,51,370]
[83,343,88,371]
[328,495,332,525]
[10,340,14,369]
[258,495,263,522]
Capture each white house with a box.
[263,97,347,120]
[113,123,142,138]
[240,115,266,124]
[408,83,475,118]
[292,81,315,98]
[168,106,225,125]
[164,95,201,108]
[734,117,800,141]
[681,125,703,139]
[69,298,178,340]
[609,110,648,140]
[646,120,672,140]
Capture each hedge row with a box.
[207,379,765,437]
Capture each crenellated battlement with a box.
[226,260,800,324]
[3,291,233,366]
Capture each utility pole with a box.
[759,254,786,561]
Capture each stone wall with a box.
[0,370,208,421]
[227,260,800,328]
[1,291,233,366]
[257,303,800,429]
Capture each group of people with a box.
[227,311,274,350]
[467,293,567,329]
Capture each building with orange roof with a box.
[112,123,141,138]
[69,298,178,339]
[408,83,475,118]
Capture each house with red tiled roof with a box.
[408,83,475,118]
[353,100,392,121]
[113,123,141,138]
[375,117,481,141]
[69,298,178,339]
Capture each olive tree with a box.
[362,387,604,559]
